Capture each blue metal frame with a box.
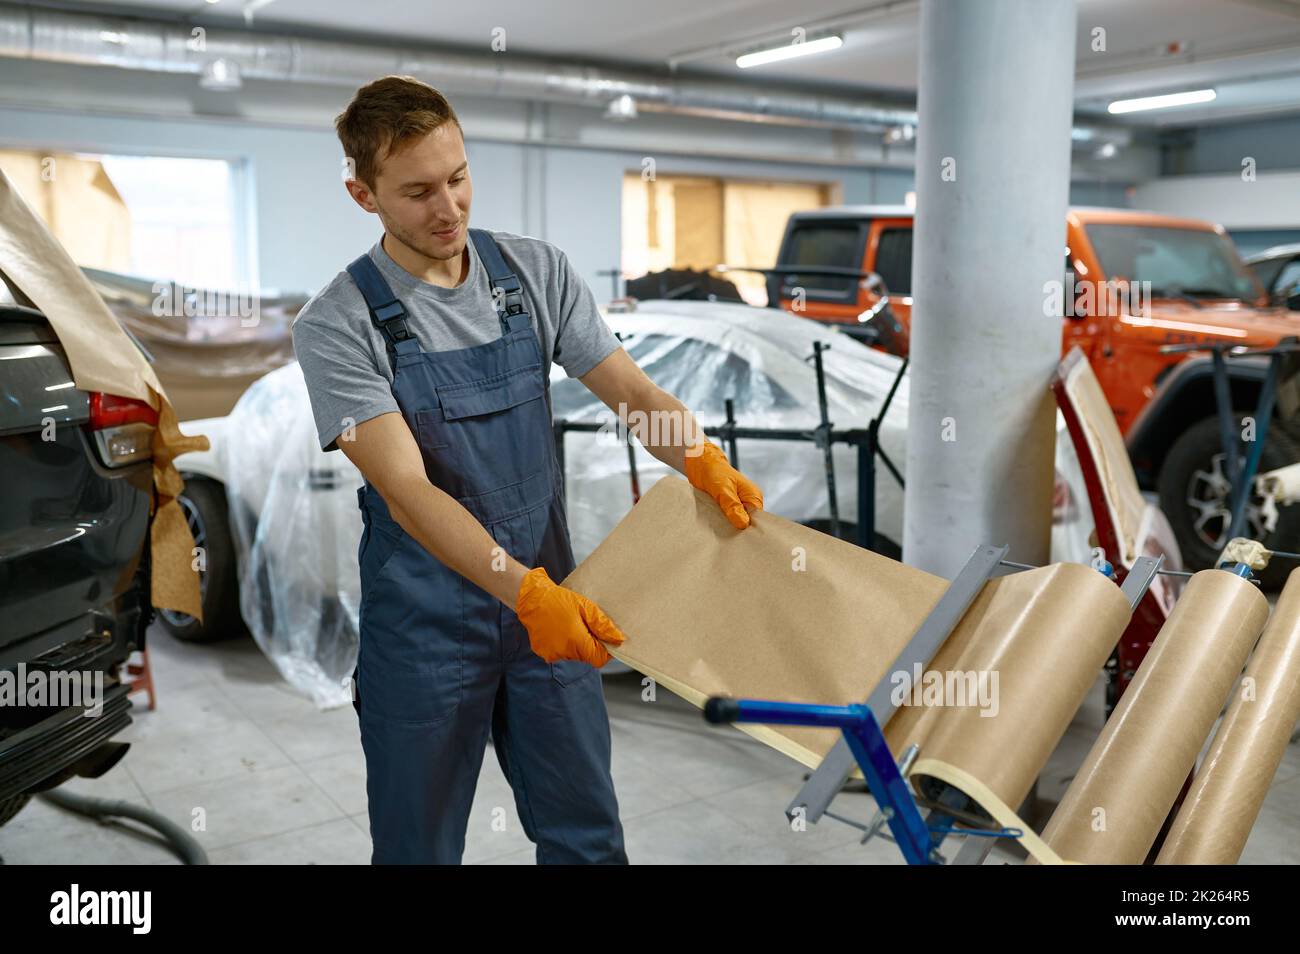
[707,698,939,864]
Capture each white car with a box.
[168,299,1157,702]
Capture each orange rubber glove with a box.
[683,440,764,530]
[515,567,626,666]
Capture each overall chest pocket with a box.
[415,365,550,494]
[438,363,544,421]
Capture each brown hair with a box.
[335,76,462,186]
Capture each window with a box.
[1085,224,1262,302]
[0,149,251,289]
[620,173,831,306]
[783,224,865,297]
[99,155,250,289]
[873,227,913,295]
[1270,259,1300,300]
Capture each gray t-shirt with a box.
[292,229,621,452]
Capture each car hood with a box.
[1121,300,1300,345]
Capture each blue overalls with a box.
[345,229,627,865]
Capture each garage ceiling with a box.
[19,0,1300,126]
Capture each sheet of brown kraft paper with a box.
[0,169,207,617]
[563,476,1128,804]
[1040,569,1269,865]
[1156,567,1300,864]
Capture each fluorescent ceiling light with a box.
[604,94,637,120]
[736,34,842,69]
[200,58,242,90]
[1107,88,1215,114]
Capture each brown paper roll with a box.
[1156,568,1300,864]
[886,562,1131,814]
[1041,570,1269,864]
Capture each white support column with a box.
[903,0,1078,578]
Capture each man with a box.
[292,75,764,865]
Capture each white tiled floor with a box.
[2,622,1297,865]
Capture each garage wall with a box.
[0,102,368,294]
[1162,113,1300,176]
[0,56,1136,298]
[0,99,897,296]
[1133,171,1300,257]
[1142,117,1300,252]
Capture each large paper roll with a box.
[885,561,1130,817]
[1040,570,1269,864]
[1156,568,1300,864]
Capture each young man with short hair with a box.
[292,75,763,864]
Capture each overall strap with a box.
[469,228,528,331]
[346,253,415,360]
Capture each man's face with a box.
[348,123,472,261]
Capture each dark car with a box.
[1245,243,1300,311]
[0,278,152,829]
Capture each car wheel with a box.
[1157,416,1300,588]
[157,477,246,642]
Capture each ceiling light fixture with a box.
[243,0,278,25]
[200,58,242,90]
[604,94,638,121]
[736,34,843,69]
[1107,88,1215,114]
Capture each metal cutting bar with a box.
[787,543,1009,823]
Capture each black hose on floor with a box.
[38,789,209,865]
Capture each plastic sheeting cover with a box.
[553,301,913,561]
[223,363,361,708]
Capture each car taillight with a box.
[1051,469,1075,524]
[88,392,157,466]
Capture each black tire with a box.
[0,793,30,828]
[157,477,246,642]
[1157,416,1300,589]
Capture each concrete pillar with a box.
[903,0,1078,578]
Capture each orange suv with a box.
[767,205,1300,572]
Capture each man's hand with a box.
[515,567,626,666]
[580,351,764,529]
[684,440,764,530]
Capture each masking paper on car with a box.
[0,168,207,618]
[1156,568,1300,864]
[562,476,1132,863]
[1040,569,1269,864]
